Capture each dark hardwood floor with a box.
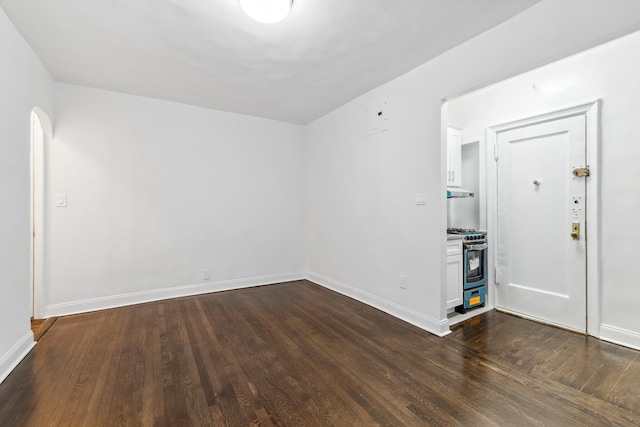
[30,317,57,341]
[2,280,639,426]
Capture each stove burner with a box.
[447,228,487,243]
[447,228,480,234]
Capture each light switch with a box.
[56,193,67,207]
[415,193,426,205]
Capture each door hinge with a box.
[572,165,590,177]
[494,143,498,161]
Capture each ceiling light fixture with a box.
[240,0,292,24]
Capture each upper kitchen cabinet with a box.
[447,126,462,187]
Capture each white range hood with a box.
[447,187,475,198]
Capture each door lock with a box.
[571,221,580,239]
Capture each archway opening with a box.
[30,107,52,321]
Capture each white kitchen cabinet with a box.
[446,126,462,187]
[446,239,463,309]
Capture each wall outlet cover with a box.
[400,275,407,289]
[55,193,67,207]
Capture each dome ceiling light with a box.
[239,0,293,24]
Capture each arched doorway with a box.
[30,107,52,320]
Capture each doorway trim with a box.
[486,100,601,337]
[30,107,52,320]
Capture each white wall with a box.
[45,84,305,316]
[304,0,640,336]
[448,31,640,349]
[0,7,54,383]
[3,1,640,389]
[448,142,480,230]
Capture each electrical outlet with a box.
[202,269,211,280]
[400,275,407,289]
[56,193,67,207]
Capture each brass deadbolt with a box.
[571,221,580,239]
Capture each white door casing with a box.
[496,114,587,332]
[31,107,51,320]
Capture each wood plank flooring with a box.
[30,317,57,341]
[1,280,639,426]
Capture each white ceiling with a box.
[1,0,539,124]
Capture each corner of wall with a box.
[306,272,451,337]
[0,331,35,385]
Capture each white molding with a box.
[0,331,35,385]
[600,324,640,351]
[486,101,601,336]
[585,101,601,337]
[488,101,600,133]
[307,272,451,337]
[43,272,305,318]
[30,107,52,320]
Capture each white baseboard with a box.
[306,272,450,337]
[44,272,305,318]
[0,331,35,385]
[600,324,640,351]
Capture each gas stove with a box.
[447,228,487,243]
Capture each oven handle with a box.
[466,243,487,250]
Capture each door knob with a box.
[571,221,580,239]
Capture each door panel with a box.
[496,115,586,332]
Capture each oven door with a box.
[464,243,487,289]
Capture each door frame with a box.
[486,101,601,337]
[30,107,52,320]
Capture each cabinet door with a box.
[447,254,463,309]
[447,127,462,187]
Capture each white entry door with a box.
[496,115,587,332]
